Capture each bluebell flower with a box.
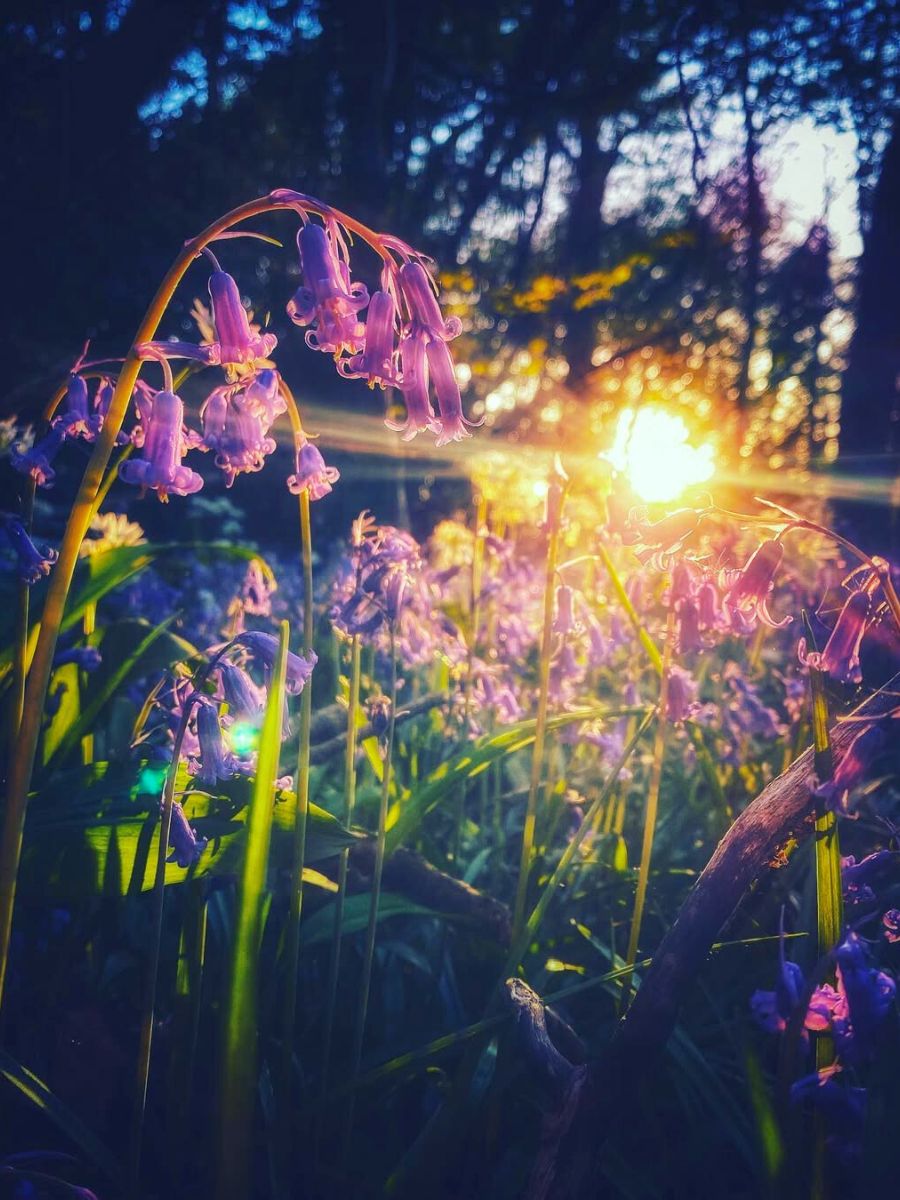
[841,851,894,905]
[882,909,900,943]
[167,801,208,868]
[750,928,805,1034]
[119,389,203,501]
[237,632,317,695]
[833,931,896,1064]
[790,1071,866,1163]
[387,333,438,441]
[53,646,102,671]
[207,270,278,367]
[799,590,870,686]
[54,374,93,440]
[338,289,401,388]
[1,516,58,583]
[287,221,368,355]
[287,440,340,500]
[192,699,238,787]
[219,662,263,720]
[722,539,791,631]
[10,425,68,488]
[814,723,886,815]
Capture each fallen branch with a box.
[543,674,899,1198]
[309,692,447,764]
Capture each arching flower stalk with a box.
[0,186,472,1019]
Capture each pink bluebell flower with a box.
[287,439,340,500]
[287,221,368,355]
[386,334,438,440]
[799,590,870,685]
[119,389,203,501]
[207,270,278,366]
[139,271,276,370]
[1,516,58,583]
[338,290,401,388]
[723,539,790,630]
[201,392,276,487]
[813,722,886,815]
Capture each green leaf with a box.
[384,705,645,854]
[0,1049,123,1184]
[19,762,357,900]
[219,620,289,1200]
[45,615,186,767]
[0,541,271,679]
[300,891,442,949]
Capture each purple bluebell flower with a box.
[813,723,886,815]
[338,289,401,388]
[1,516,58,583]
[882,910,900,943]
[192,699,237,786]
[549,641,582,707]
[119,390,203,501]
[724,663,786,740]
[675,598,703,655]
[818,932,896,1066]
[287,221,368,354]
[627,508,699,568]
[240,560,275,618]
[138,274,276,370]
[237,632,317,695]
[167,801,209,868]
[202,396,275,487]
[10,425,68,488]
[553,585,580,637]
[750,924,805,1034]
[387,334,438,440]
[208,270,278,366]
[722,539,790,631]
[398,260,462,342]
[54,374,93,440]
[841,851,894,905]
[426,337,480,445]
[799,590,870,686]
[666,664,700,724]
[287,439,340,500]
[219,662,263,720]
[235,369,285,424]
[790,1071,866,1162]
[697,578,725,631]
[53,646,102,671]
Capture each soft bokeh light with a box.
[605,405,715,503]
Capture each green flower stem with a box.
[344,625,399,1155]
[128,665,213,1194]
[621,608,674,1006]
[505,709,655,975]
[0,191,405,1012]
[511,494,562,941]
[280,478,314,1110]
[8,478,35,747]
[320,634,361,1103]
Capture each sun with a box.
[604,405,715,503]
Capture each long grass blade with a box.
[217,620,290,1200]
